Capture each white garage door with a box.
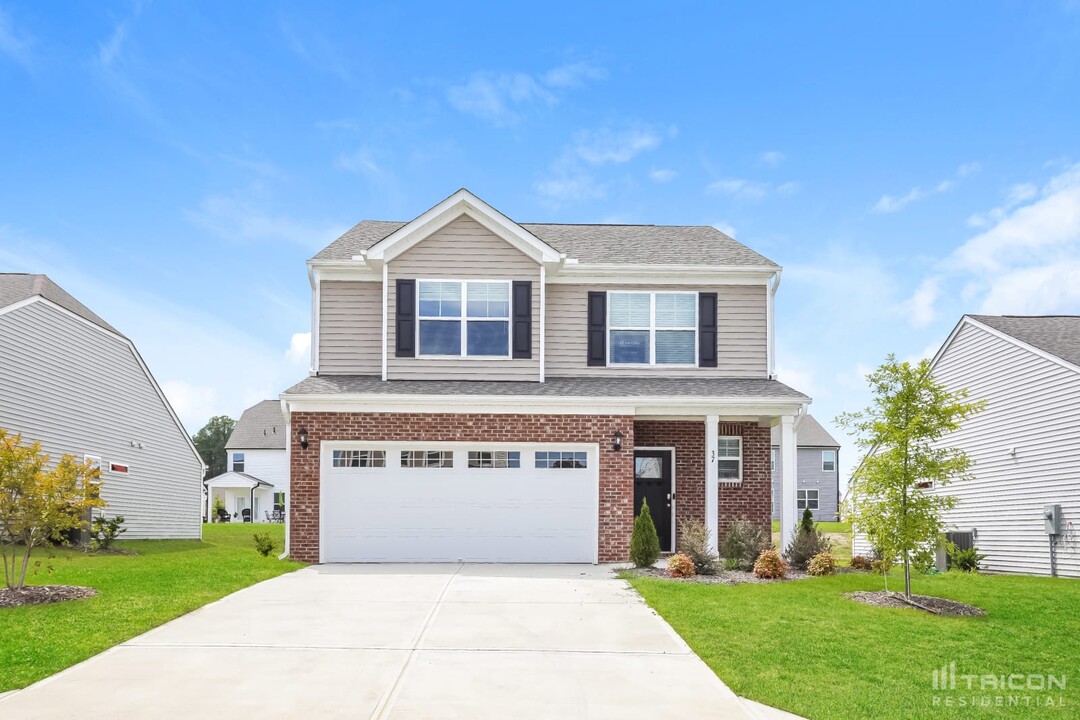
[321,443,599,563]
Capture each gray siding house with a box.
[0,274,204,539]
[770,414,841,522]
[853,315,1080,578]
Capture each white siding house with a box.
[0,274,204,539]
[853,315,1080,578]
[206,400,288,523]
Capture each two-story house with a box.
[280,190,810,564]
[204,400,288,523]
[770,414,842,522]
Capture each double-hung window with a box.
[821,450,836,472]
[418,280,510,357]
[717,437,742,481]
[798,489,819,510]
[609,291,696,365]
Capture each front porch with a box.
[204,472,283,524]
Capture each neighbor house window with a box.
[770,448,776,472]
[535,451,588,469]
[84,454,102,482]
[273,492,285,511]
[332,450,386,468]
[822,450,836,472]
[468,451,521,469]
[401,450,454,468]
[418,280,510,357]
[232,452,245,472]
[608,291,696,365]
[717,437,741,481]
[798,489,819,510]
[109,462,129,474]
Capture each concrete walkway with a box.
[1,564,757,719]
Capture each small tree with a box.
[838,355,982,601]
[630,499,661,567]
[0,430,104,589]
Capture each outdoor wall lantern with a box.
[298,427,309,450]
[612,430,624,452]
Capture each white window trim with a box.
[331,449,386,469]
[717,435,742,483]
[84,454,103,484]
[232,452,245,472]
[109,461,130,475]
[606,291,698,367]
[798,488,819,510]
[416,279,513,359]
[770,448,776,472]
[821,450,836,472]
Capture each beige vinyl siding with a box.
[545,284,768,378]
[386,215,541,380]
[853,322,1080,578]
[319,280,381,375]
[0,301,203,539]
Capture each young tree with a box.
[0,430,105,590]
[630,500,661,567]
[192,415,235,479]
[838,355,982,601]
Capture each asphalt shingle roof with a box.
[312,220,778,267]
[969,315,1080,368]
[0,273,120,335]
[226,400,286,450]
[771,413,841,447]
[283,375,808,400]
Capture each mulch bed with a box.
[0,585,97,609]
[845,590,986,617]
[622,565,810,585]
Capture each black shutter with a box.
[512,281,532,359]
[587,291,607,366]
[698,292,718,367]
[395,279,416,358]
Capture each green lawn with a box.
[771,519,851,533]
[0,523,303,692]
[628,571,1079,719]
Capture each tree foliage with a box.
[837,355,983,600]
[192,416,235,479]
[0,430,105,589]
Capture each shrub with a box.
[784,526,831,569]
[949,546,987,572]
[753,549,788,579]
[807,551,835,576]
[212,497,226,522]
[667,552,697,578]
[721,517,771,571]
[871,558,893,575]
[677,519,719,575]
[253,533,276,557]
[722,556,741,571]
[849,555,872,571]
[89,514,127,551]
[630,499,661,567]
[800,507,815,534]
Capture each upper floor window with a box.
[418,280,510,357]
[232,452,245,472]
[821,450,836,472]
[609,292,696,365]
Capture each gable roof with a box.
[771,413,840,448]
[226,400,286,450]
[966,315,1080,369]
[311,190,778,267]
[0,273,121,336]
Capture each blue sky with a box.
[2,2,1079,483]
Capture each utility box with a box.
[1044,504,1062,535]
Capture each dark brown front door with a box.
[634,449,673,552]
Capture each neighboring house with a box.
[279,189,811,564]
[770,414,841,522]
[204,400,288,523]
[0,273,203,538]
[853,314,1080,578]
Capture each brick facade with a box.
[288,412,635,563]
[288,412,771,564]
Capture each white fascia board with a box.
[545,264,777,285]
[307,262,382,282]
[365,189,561,264]
[933,315,1080,378]
[0,296,206,471]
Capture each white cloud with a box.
[760,151,785,167]
[573,126,662,165]
[534,173,606,206]
[904,277,940,328]
[285,332,311,366]
[541,61,607,88]
[0,8,33,67]
[187,190,344,251]
[957,161,982,177]
[161,380,219,428]
[337,147,382,175]
[447,61,605,125]
[98,21,129,69]
[648,168,677,183]
[872,187,926,213]
[1005,182,1038,206]
[872,163,978,213]
[707,178,770,200]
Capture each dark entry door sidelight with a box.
[633,449,673,552]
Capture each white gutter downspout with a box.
[767,269,782,379]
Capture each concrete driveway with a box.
[0,564,756,719]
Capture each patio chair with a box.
[216,507,230,523]
[265,511,273,522]
[241,508,252,523]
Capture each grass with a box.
[0,523,303,692]
[627,570,1079,719]
[771,519,851,533]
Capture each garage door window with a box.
[535,451,588,469]
[468,451,521,468]
[332,450,386,468]
[401,450,454,468]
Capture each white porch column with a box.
[779,414,798,552]
[705,414,719,554]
